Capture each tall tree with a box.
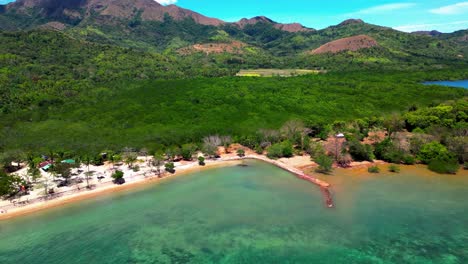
[124,153,138,169]
[181,143,197,161]
[281,120,304,144]
[51,163,72,185]
[315,154,333,174]
[203,135,221,158]
[384,113,404,137]
[81,154,92,189]
[0,171,24,197]
[151,152,165,178]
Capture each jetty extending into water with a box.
[228,155,334,208]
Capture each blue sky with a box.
[1,0,467,32]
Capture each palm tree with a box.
[43,175,51,197]
[152,152,165,178]
[140,148,148,163]
[113,154,122,168]
[124,153,137,169]
[81,154,92,189]
[48,149,57,163]
[24,152,37,183]
[109,153,116,169]
[57,150,65,162]
[26,152,36,170]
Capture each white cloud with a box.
[155,0,177,5]
[430,2,468,15]
[393,20,468,32]
[350,3,416,15]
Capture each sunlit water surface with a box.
[0,161,467,264]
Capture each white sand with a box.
[0,150,332,219]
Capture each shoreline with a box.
[0,159,243,220]
[0,152,391,220]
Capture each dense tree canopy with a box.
[0,69,466,154]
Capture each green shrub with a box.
[267,143,283,159]
[236,149,245,157]
[165,162,175,173]
[307,141,325,159]
[428,157,459,174]
[198,156,205,166]
[111,170,125,184]
[0,171,25,196]
[181,143,197,160]
[368,166,380,173]
[374,138,393,160]
[92,155,104,166]
[282,141,294,158]
[418,141,449,164]
[412,127,425,133]
[374,138,410,164]
[348,140,374,162]
[254,145,264,154]
[383,149,405,163]
[315,154,333,174]
[111,170,124,179]
[402,155,416,165]
[388,164,400,173]
[267,141,293,159]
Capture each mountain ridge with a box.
[1,0,466,34]
[2,0,225,25]
[0,0,467,71]
[234,16,313,33]
[1,0,314,31]
[309,35,379,54]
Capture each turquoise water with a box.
[423,80,468,89]
[0,161,467,263]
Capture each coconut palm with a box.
[151,152,165,178]
[81,154,92,189]
[124,153,138,169]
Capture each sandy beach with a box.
[0,158,243,220]
[0,148,386,220]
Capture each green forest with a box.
[0,13,467,178]
[1,69,467,152]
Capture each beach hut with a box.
[41,164,52,171]
[61,159,75,164]
[39,160,53,171]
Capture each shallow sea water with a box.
[0,161,467,264]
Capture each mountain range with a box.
[1,0,467,71]
[0,0,312,31]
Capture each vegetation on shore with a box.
[0,25,467,199]
[1,97,466,198]
[1,69,466,153]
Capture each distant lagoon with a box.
[423,80,468,89]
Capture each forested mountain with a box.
[1,0,467,71]
[0,0,467,167]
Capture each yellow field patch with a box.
[236,69,322,77]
